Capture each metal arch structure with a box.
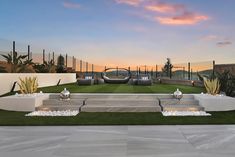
[101,68,131,84]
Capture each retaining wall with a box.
[0,73,76,95]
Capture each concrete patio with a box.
[0,125,235,157]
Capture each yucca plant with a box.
[203,77,221,95]
[17,77,38,94]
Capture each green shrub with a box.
[217,71,235,97]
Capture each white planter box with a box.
[194,94,235,111]
[0,94,49,112]
[0,73,76,95]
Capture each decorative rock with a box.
[14,93,45,97]
[25,110,79,116]
[162,111,211,116]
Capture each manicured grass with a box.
[1,83,205,97]
[39,83,205,94]
[0,83,216,126]
[0,110,235,125]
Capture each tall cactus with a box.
[17,77,38,94]
[203,77,220,95]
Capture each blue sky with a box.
[0,0,235,66]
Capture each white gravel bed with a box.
[25,110,79,117]
[162,111,211,116]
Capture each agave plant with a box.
[203,77,221,95]
[33,60,56,73]
[17,77,38,94]
[1,51,35,73]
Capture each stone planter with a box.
[0,93,49,112]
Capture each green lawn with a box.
[39,83,205,94]
[0,110,235,125]
[4,83,233,126]
[1,83,205,97]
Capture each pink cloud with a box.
[115,0,143,7]
[115,0,209,26]
[145,3,185,13]
[201,35,218,41]
[63,0,81,9]
[156,12,208,25]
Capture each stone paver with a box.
[0,125,235,157]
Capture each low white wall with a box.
[194,94,235,111]
[0,73,76,95]
[0,94,49,112]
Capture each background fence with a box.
[0,40,214,80]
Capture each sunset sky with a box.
[0,0,235,66]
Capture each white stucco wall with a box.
[194,94,235,111]
[0,73,76,95]
[0,94,50,112]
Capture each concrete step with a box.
[162,104,204,111]
[36,99,85,111]
[43,99,85,106]
[156,94,195,99]
[37,94,199,112]
[48,94,195,100]
[81,100,161,112]
[36,105,82,111]
[159,96,204,111]
[160,99,199,106]
[48,94,159,100]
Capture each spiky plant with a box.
[0,51,35,73]
[17,77,38,94]
[203,77,221,95]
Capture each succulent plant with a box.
[203,77,220,95]
[17,77,38,94]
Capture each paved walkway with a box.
[0,125,235,157]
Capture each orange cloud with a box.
[115,0,143,7]
[156,12,208,25]
[145,3,184,13]
[63,0,80,9]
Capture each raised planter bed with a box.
[194,94,235,111]
[0,94,49,112]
